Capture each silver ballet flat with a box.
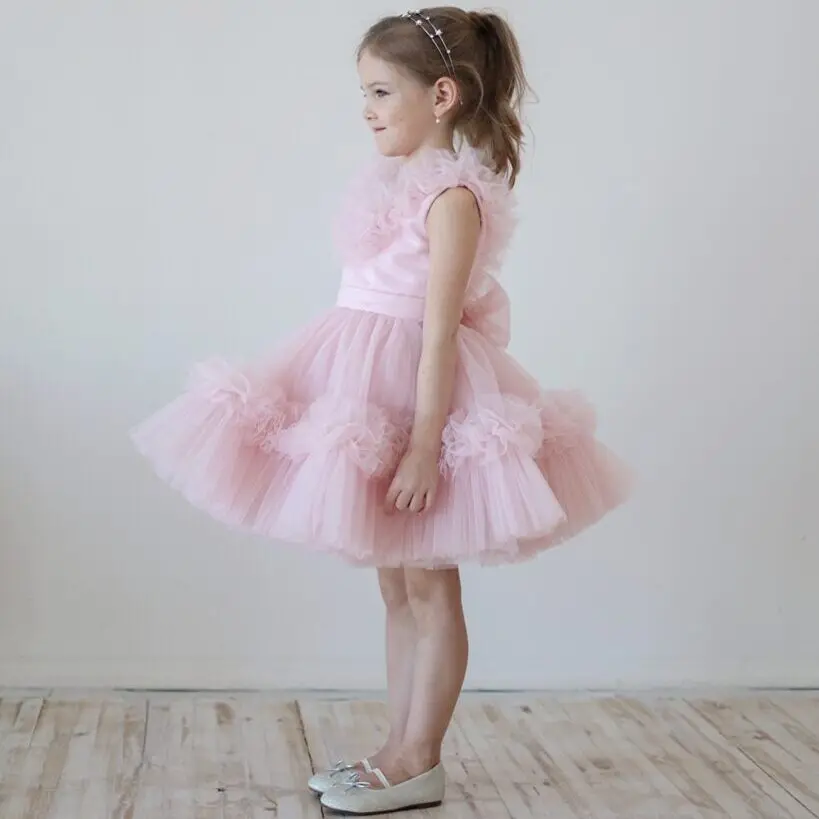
[320,762,445,815]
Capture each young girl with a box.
[133,6,631,815]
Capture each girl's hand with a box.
[385,446,440,514]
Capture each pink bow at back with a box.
[461,278,511,348]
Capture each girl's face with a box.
[358,49,442,157]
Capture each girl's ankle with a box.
[394,746,441,776]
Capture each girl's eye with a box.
[360,87,389,99]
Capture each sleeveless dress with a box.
[131,146,632,567]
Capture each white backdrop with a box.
[1,0,816,690]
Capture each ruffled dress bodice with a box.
[333,146,516,346]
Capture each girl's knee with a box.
[405,567,462,614]
[378,568,409,610]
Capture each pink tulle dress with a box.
[132,146,632,567]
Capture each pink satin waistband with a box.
[336,280,512,349]
[336,284,425,320]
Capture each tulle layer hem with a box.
[131,308,631,567]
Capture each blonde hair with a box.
[358,7,532,186]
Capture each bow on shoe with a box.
[343,771,373,792]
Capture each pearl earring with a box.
[435,116,440,124]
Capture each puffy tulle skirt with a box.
[131,307,632,567]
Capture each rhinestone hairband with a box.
[401,10,456,77]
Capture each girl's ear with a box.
[432,76,459,120]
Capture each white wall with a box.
[1,0,816,690]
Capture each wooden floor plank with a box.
[533,697,704,818]
[628,697,814,818]
[0,697,45,788]
[192,697,223,819]
[254,698,322,819]
[167,698,197,819]
[599,696,738,819]
[578,696,708,818]
[13,699,82,819]
[142,699,173,818]
[61,699,103,786]
[441,704,513,819]
[0,699,24,743]
[454,698,580,818]
[235,697,279,819]
[690,694,819,816]
[773,693,819,736]
[112,699,148,819]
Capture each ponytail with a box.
[460,12,530,185]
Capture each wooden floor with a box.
[0,691,817,818]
